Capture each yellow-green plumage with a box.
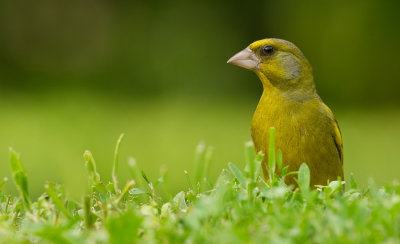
[228,38,343,186]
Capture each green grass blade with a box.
[129,188,147,195]
[253,153,264,181]
[141,170,151,185]
[184,170,194,190]
[112,133,124,193]
[202,146,214,184]
[44,182,73,220]
[277,149,283,173]
[244,141,256,180]
[192,143,214,193]
[83,195,94,229]
[160,165,172,199]
[193,142,214,192]
[0,177,7,192]
[114,180,135,204]
[141,170,155,195]
[83,150,100,188]
[128,157,142,189]
[268,127,276,181]
[193,142,206,185]
[228,162,246,188]
[9,148,31,210]
[349,173,357,189]
[173,191,187,210]
[215,169,233,188]
[297,163,310,193]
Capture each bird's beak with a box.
[227,47,260,70]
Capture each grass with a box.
[2,93,400,199]
[1,129,400,243]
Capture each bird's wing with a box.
[332,119,343,165]
[321,102,343,165]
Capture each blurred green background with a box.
[1,0,399,198]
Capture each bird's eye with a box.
[261,45,274,55]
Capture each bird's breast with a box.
[250,94,303,153]
[250,94,342,184]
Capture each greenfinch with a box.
[228,38,343,187]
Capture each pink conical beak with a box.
[227,47,260,70]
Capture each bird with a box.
[227,38,343,187]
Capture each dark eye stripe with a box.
[261,45,274,55]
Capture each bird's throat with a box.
[254,70,317,102]
[254,71,276,91]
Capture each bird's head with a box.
[228,38,316,99]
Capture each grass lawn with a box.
[0,92,400,199]
[1,127,399,243]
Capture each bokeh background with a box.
[1,0,399,198]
